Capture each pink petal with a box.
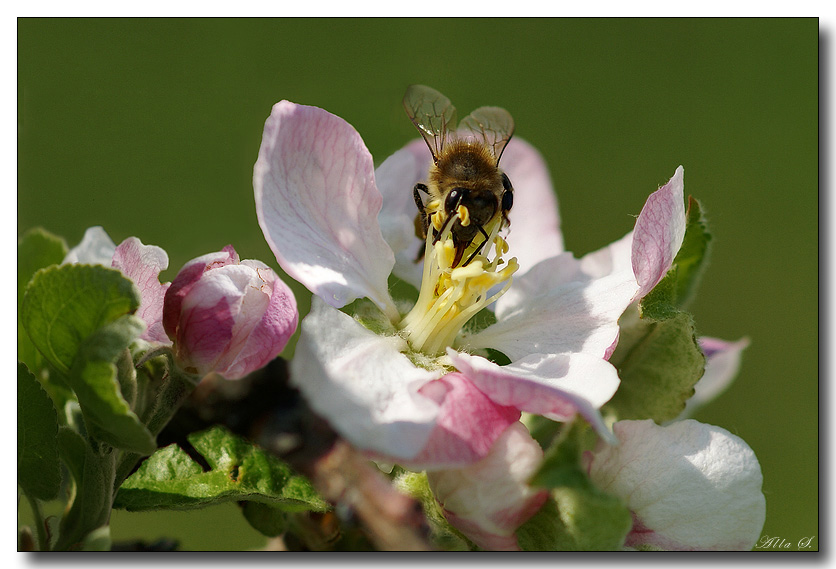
[447,349,619,444]
[585,419,765,551]
[254,101,397,319]
[180,262,297,380]
[163,248,236,342]
[174,264,253,374]
[291,297,443,460]
[111,236,172,345]
[465,251,637,362]
[402,373,520,470]
[632,166,687,298]
[427,422,548,551]
[213,260,298,380]
[500,138,564,275]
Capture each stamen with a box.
[400,216,518,357]
[457,204,471,227]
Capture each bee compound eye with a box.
[501,172,513,191]
[502,189,513,211]
[445,188,464,211]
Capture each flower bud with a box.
[163,245,298,380]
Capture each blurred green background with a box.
[18,18,817,550]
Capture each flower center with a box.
[399,205,518,356]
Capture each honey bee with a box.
[403,84,515,267]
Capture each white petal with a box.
[678,337,750,419]
[254,101,397,319]
[579,230,634,279]
[448,349,619,444]
[63,226,117,265]
[501,138,564,275]
[586,419,766,551]
[465,251,637,362]
[375,139,432,291]
[291,297,442,460]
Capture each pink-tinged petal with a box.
[401,373,520,470]
[678,337,750,419]
[174,265,250,374]
[465,251,637,362]
[447,349,619,444]
[375,138,432,291]
[254,101,398,319]
[632,166,687,298]
[163,248,237,341]
[212,259,298,380]
[585,419,766,551]
[63,226,117,265]
[291,297,443,460]
[501,138,564,275]
[427,422,548,551]
[112,237,172,345]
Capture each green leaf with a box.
[529,420,588,490]
[520,422,632,551]
[114,426,328,513]
[606,309,705,422]
[18,228,68,375]
[17,362,61,501]
[517,488,632,551]
[240,502,288,537]
[673,197,711,308]
[68,315,155,455]
[21,263,141,375]
[394,471,471,551]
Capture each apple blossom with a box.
[584,419,766,551]
[162,245,298,380]
[253,99,687,469]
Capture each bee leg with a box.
[413,183,430,263]
[413,183,430,236]
[462,223,492,266]
[432,191,463,246]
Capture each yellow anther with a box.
[496,235,509,256]
[431,212,444,231]
[457,204,471,227]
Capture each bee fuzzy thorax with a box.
[431,140,502,188]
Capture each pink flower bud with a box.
[163,245,298,380]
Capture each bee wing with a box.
[403,85,458,162]
[459,106,515,163]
